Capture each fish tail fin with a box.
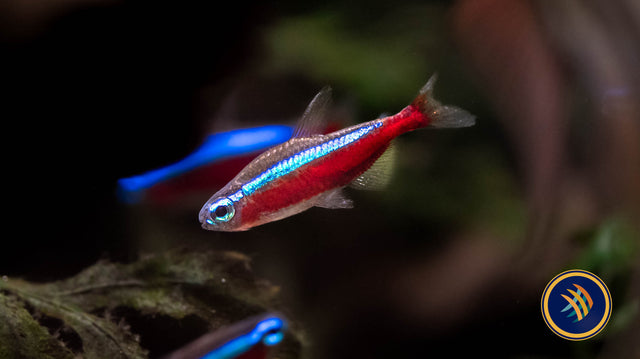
[411,73,476,128]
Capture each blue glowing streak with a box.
[117,125,293,203]
[241,122,381,196]
[200,317,286,359]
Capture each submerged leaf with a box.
[573,216,639,277]
[0,249,298,358]
[0,292,75,359]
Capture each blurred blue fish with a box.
[117,125,293,204]
[163,313,287,359]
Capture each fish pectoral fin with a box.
[292,86,332,138]
[315,188,354,209]
[349,143,395,191]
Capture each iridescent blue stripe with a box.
[200,317,285,359]
[239,121,382,197]
[228,190,244,202]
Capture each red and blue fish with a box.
[164,313,286,359]
[199,75,475,231]
[117,125,295,205]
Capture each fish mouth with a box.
[199,209,219,230]
[201,219,215,228]
[198,209,209,226]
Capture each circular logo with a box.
[541,270,612,340]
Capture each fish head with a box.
[199,188,246,232]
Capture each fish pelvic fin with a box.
[411,73,476,129]
[315,188,354,209]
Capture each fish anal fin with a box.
[292,86,332,138]
[315,188,354,209]
[350,143,395,191]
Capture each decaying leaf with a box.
[0,249,300,359]
[0,292,75,359]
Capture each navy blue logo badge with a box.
[541,270,612,340]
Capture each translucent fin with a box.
[350,143,395,190]
[428,105,477,128]
[412,73,476,128]
[292,86,332,138]
[315,188,354,209]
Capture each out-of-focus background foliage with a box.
[1,0,638,358]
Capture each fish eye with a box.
[214,206,228,218]
[209,198,235,222]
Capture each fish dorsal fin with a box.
[315,188,354,209]
[350,143,395,190]
[292,86,332,138]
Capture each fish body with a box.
[117,125,294,204]
[163,313,286,359]
[199,75,475,231]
